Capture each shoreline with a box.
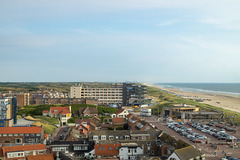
[145,83,240,114]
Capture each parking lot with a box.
[144,116,240,160]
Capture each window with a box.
[115,147,118,150]
[20,134,24,136]
[25,134,29,136]
[25,151,31,156]
[116,136,119,139]
[8,134,13,137]
[101,135,106,140]
[15,138,22,144]
[109,147,111,150]
[0,134,1,137]
[109,136,114,140]
[3,134,7,137]
[93,136,98,140]
[125,135,130,139]
[38,150,44,154]
[142,136,146,140]
[151,150,154,154]
[103,147,105,151]
[98,147,101,151]
[36,134,41,136]
[14,134,18,136]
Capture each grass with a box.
[147,86,240,125]
[25,115,59,134]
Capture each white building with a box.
[111,109,129,118]
[140,108,151,117]
[70,83,123,106]
[119,142,143,160]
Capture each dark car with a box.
[218,136,226,140]
[64,127,69,132]
[59,134,64,140]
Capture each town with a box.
[0,82,239,160]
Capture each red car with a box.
[192,139,202,143]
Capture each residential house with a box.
[128,117,141,130]
[89,130,163,157]
[77,107,98,117]
[119,142,143,160]
[26,154,54,160]
[75,116,100,131]
[111,109,129,118]
[50,140,95,159]
[42,106,71,125]
[95,141,121,158]
[2,144,46,160]
[167,146,205,160]
[0,126,44,144]
[112,117,125,129]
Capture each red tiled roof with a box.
[112,117,125,123]
[116,108,125,115]
[50,106,71,115]
[42,110,49,113]
[27,154,54,160]
[3,144,46,153]
[0,126,42,134]
[126,113,133,118]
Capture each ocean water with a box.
[154,83,240,96]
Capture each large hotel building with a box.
[70,84,123,106]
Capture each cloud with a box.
[156,19,180,27]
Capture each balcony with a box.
[1,107,8,111]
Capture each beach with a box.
[147,84,240,113]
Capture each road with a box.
[13,118,35,126]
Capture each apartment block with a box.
[34,98,85,105]
[70,83,123,106]
[0,98,14,127]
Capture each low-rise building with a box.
[119,142,143,160]
[42,106,71,125]
[77,107,98,117]
[95,141,121,158]
[0,126,44,144]
[26,154,54,160]
[111,109,129,118]
[2,144,46,160]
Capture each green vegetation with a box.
[147,86,240,125]
[0,82,114,92]
[17,115,22,120]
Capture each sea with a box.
[154,83,240,96]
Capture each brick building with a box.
[95,141,121,158]
[0,126,44,144]
[2,144,46,160]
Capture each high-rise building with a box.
[122,83,147,106]
[70,83,123,106]
[0,97,17,127]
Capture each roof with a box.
[50,106,71,115]
[75,119,91,125]
[174,146,201,159]
[79,107,98,114]
[0,126,42,134]
[126,113,133,119]
[42,110,49,113]
[112,117,125,123]
[27,154,54,160]
[3,144,46,153]
[120,142,140,148]
[116,108,125,115]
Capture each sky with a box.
[0,0,240,83]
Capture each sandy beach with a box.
[146,84,240,113]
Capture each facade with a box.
[70,83,123,106]
[95,141,121,158]
[119,142,143,160]
[140,108,151,117]
[122,83,147,106]
[50,140,95,159]
[0,98,15,127]
[0,126,44,144]
[34,98,85,105]
[2,144,46,160]
[111,109,129,118]
[16,93,30,107]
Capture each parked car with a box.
[64,127,69,132]
[59,134,64,140]
[192,139,202,143]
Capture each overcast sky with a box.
[1,0,240,83]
